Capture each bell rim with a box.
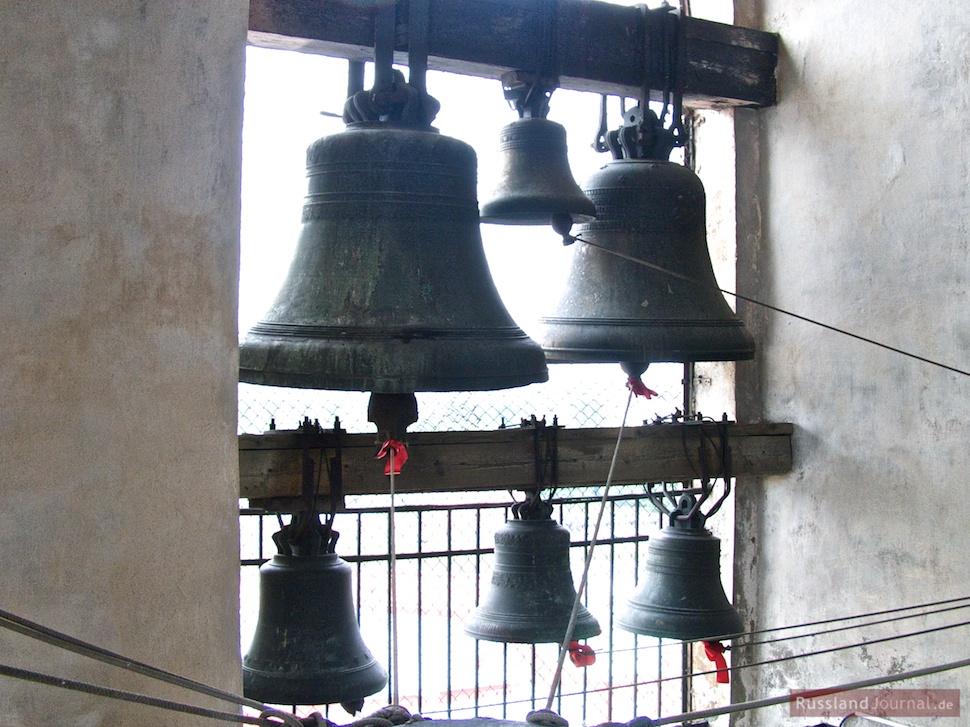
[242,660,388,706]
[463,608,601,644]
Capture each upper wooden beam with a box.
[248,0,778,109]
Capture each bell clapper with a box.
[551,212,577,245]
[367,392,418,444]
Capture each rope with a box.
[388,445,400,706]
[0,662,289,725]
[649,655,970,726]
[545,388,635,710]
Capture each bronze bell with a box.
[616,524,742,642]
[464,510,601,644]
[480,118,596,226]
[243,518,387,705]
[239,122,548,393]
[540,157,755,371]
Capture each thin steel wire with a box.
[573,235,970,379]
[651,655,970,726]
[591,617,970,692]
[597,595,970,658]
[0,663,292,726]
[0,608,266,711]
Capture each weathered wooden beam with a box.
[240,422,793,505]
[247,0,778,108]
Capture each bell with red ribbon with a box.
[464,496,601,644]
[540,106,754,372]
[618,494,742,642]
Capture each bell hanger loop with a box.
[342,1,440,127]
[605,2,685,162]
[272,417,342,558]
[503,70,557,119]
[644,414,734,529]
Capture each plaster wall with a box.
[0,2,247,723]
[733,0,970,724]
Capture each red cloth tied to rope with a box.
[626,375,658,399]
[702,641,730,683]
[376,439,408,476]
[567,641,596,667]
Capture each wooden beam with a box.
[240,421,793,505]
[247,0,778,109]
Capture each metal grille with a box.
[238,362,699,723]
[240,487,697,724]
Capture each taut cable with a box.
[573,235,970,379]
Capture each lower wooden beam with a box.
[239,421,792,504]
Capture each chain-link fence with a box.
[238,362,686,435]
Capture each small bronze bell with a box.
[243,515,387,705]
[464,501,600,644]
[479,72,595,227]
[480,117,596,226]
[617,524,742,642]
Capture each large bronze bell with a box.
[480,118,596,226]
[617,524,742,642]
[464,512,601,644]
[243,518,387,705]
[239,122,548,393]
[540,157,755,370]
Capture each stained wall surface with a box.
[0,2,247,723]
[733,0,970,724]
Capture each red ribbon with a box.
[567,641,596,668]
[702,641,730,684]
[376,439,408,476]
[626,375,658,399]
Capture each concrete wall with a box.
[0,2,247,724]
[733,0,970,724]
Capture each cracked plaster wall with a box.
[732,0,970,725]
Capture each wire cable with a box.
[650,655,970,726]
[0,607,266,711]
[0,663,296,725]
[737,600,970,650]
[604,616,970,691]
[728,593,970,642]
[597,595,970,659]
[572,235,970,379]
